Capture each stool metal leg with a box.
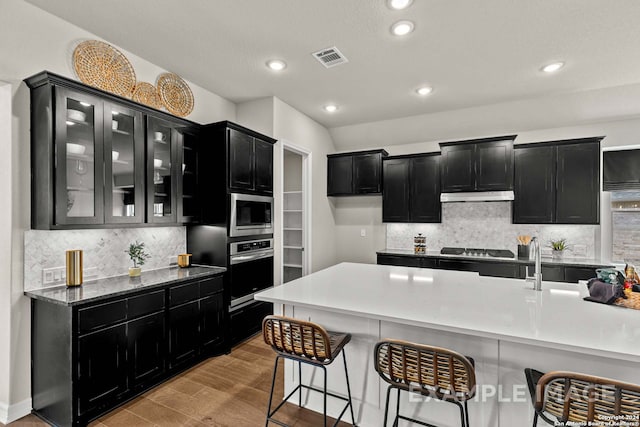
[342,350,356,426]
[298,361,302,407]
[383,385,392,427]
[322,365,328,427]
[393,388,400,427]
[265,356,280,427]
[532,412,538,427]
[457,401,465,427]
[465,400,470,427]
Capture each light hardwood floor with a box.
[3,335,353,426]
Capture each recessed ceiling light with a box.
[391,20,414,36]
[324,104,338,113]
[387,0,413,10]
[416,86,433,96]
[541,62,565,73]
[266,59,287,71]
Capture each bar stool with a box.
[374,339,476,427]
[524,368,640,427]
[262,315,357,427]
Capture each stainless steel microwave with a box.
[229,193,273,237]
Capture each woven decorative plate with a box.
[156,73,194,117]
[132,82,163,109]
[73,40,136,98]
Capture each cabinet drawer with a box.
[377,255,421,268]
[169,282,199,307]
[78,300,127,334]
[128,290,165,319]
[200,276,223,297]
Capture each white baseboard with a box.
[0,398,32,424]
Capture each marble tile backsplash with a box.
[612,212,640,263]
[24,227,186,291]
[386,202,598,258]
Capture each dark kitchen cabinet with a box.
[230,300,273,346]
[26,71,200,229]
[167,277,225,367]
[377,252,610,283]
[30,272,226,427]
[168,301,200,368]
[513,138,601,224]
[556,142,600,224]
[382,154,441,223]
[377,254,437,268]
[513,145,555,223]
[327,155,353,195]
[327,149,388,196]
[198,122,276,225]
[128,312,165,389]
[255,138,274,193]
[440,136,515,192]
[147,115,180,224]
[78,325,128,416]
[228,129,274,194]
[178,128,201,223]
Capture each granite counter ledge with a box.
[24,265,226,306]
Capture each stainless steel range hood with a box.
[440,191,514,202]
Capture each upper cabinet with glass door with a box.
[55,88,104,226]
[104,103,144,224]
[146,115,178,224]
[26,71,198,229]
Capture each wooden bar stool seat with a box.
[525,368,640,426]
[374,339,476,427]
[262,315,357,426]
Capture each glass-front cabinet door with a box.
[104,103,144,224]
[178,129,200,223]
[147,116,178,223]
[55,87,104,225]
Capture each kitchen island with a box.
[255,262,640,427]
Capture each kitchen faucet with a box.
[526,237,542,291]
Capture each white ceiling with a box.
[25,0,640,131]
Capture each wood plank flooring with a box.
[3,335,353,427]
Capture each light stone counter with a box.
[255,262,640,427]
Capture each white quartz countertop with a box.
[255,262,640,362]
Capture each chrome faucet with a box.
[526,237,543,291]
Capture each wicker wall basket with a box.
[156,73,194,117]
[132,82,163,110]
[73,40,136,98]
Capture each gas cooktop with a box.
[440,247,515,258]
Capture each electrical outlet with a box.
[43,266,66,284]
[168,255,178,266]
[360,229,366,237]
[43,268,55,284]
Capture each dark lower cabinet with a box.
[378,253,609,283]
[201,293,225,350]
[168,301,200,368]
[377,254,437,268]
[128,312,165,389]
[230,301,273,346]
[78,325,128,416]
[30,273,226,427]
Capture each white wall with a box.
[0,0,237,420]
[0,82,12,416]
[273,98,338,277]
[283,150,302,192]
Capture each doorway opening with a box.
[281,142,311,283]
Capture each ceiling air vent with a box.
[312,47,348,68]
